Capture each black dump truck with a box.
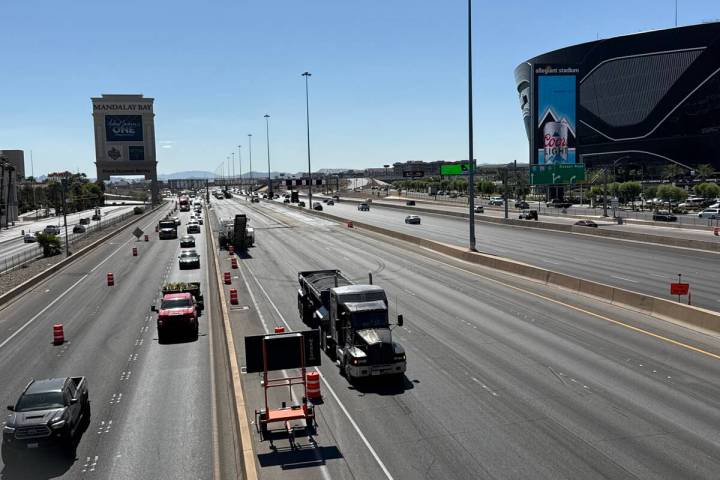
[297,270,406,382]
[218,214,254,251]
[3,377,90,462]
[158,218,178,239]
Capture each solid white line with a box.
[242,262,394,480]
[0,274,88,350]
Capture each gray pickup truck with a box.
[2,377,90,462]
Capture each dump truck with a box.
[218,214,254,250]
[297,270,406,381]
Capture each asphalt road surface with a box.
[0,204,238,479]
[214,196,720,480]
[271,197,719,311]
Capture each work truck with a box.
[218,214,254,250]
[158,218,178,239]
[151,282,204,342]
[297,270,406,381]
[3,377,90,462]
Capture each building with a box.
[0,150,25,226]
[515,22,720,176]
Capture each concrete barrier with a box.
[286,203,720,333]
[0,204,167,308]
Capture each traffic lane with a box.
[97,209,213,480]
[317,201,719,310]
[242,210,720,479]
[0,206,172,352]
[0,209,180,478]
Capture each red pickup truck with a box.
[152,292,198,342]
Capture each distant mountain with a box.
[157,171,215,180]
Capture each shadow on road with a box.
[257,445,343,470]
[347,375,416,396]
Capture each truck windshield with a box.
[159,222,175,228]
[16,392,65,411]
[161,298,192,309]
[351,311,388,330]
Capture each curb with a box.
[206,210,259,480]
[0,205,166,309]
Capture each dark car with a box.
[2,377,90,463]
[79,217,91,225]
[180,235,196,248]
[178,250,200,269]
[91,213,101,221]
[474,205,484,213]
[251,197,260,203]
[653,211,677,222]
[332,195,340,202]
[406,200,416,206]
[358,203,370,211]
[283,198,290,203]
[298,201,306,207]
[23,233,38,243]
[546,200,572,209]
[515,201,530,209]
[313,202,323,211]
[404,215,421,224]
[519,209,538,220]
[326,199,334,206]
[72,225,86,234]
[574,220,598,228]
[186,222,201,234]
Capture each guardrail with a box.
[0,208,148,276]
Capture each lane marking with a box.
[610,275,639,284]
[410,246,720,361]
[242,262,394,480]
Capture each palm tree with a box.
[662,163,683,182]
[695,163,715,181]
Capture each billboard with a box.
[440,162,471,175]
[535,66,578,165]
[105,115,144,142]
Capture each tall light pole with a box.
[248,134,253,190]
[238,145,242,189]
[467,0,477,251]
[302,71,313,207]
[231,152,235,186]
[264,114,272,197]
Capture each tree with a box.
[695,163,715,181]
[695,182,720,199]
[618,181,642,203]
[35,232,62,257]
[662,163,683,182]
[656,184,687,204]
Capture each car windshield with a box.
[161,298,192,309]
[16,391,65,411]
[351,310,388,330]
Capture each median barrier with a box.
[0,203,167,308]
[290,204,720,333]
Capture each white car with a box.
[698,208,720,219]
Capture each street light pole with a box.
[302,71,313,208]
[467,0,477,251]
[231,152,235,186]
[264,115,272,197]
[60,178,70,257]
[248,134,253,191]
[238,145,242,190]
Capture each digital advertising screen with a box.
[105,115,144,142]
[535,67,578,165]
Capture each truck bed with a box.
[298,270,353,297]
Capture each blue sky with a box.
[1,0,718,176]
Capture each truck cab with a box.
[158,219,178,239]
[329,285,406,380]
[152,292,199,342]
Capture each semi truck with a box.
[297,269,406,382]
[218,214,254,250]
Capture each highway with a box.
[271,196,719,311]
[213,195,720,479]
[0,203,238,479]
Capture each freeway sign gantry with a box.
[530,163,586,185]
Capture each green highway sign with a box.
[440,162,471,176]
[530,164,586,185]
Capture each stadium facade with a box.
[514,22,720,175]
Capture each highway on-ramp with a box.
[214,196,720,479]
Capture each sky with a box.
[1,0,718,176]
